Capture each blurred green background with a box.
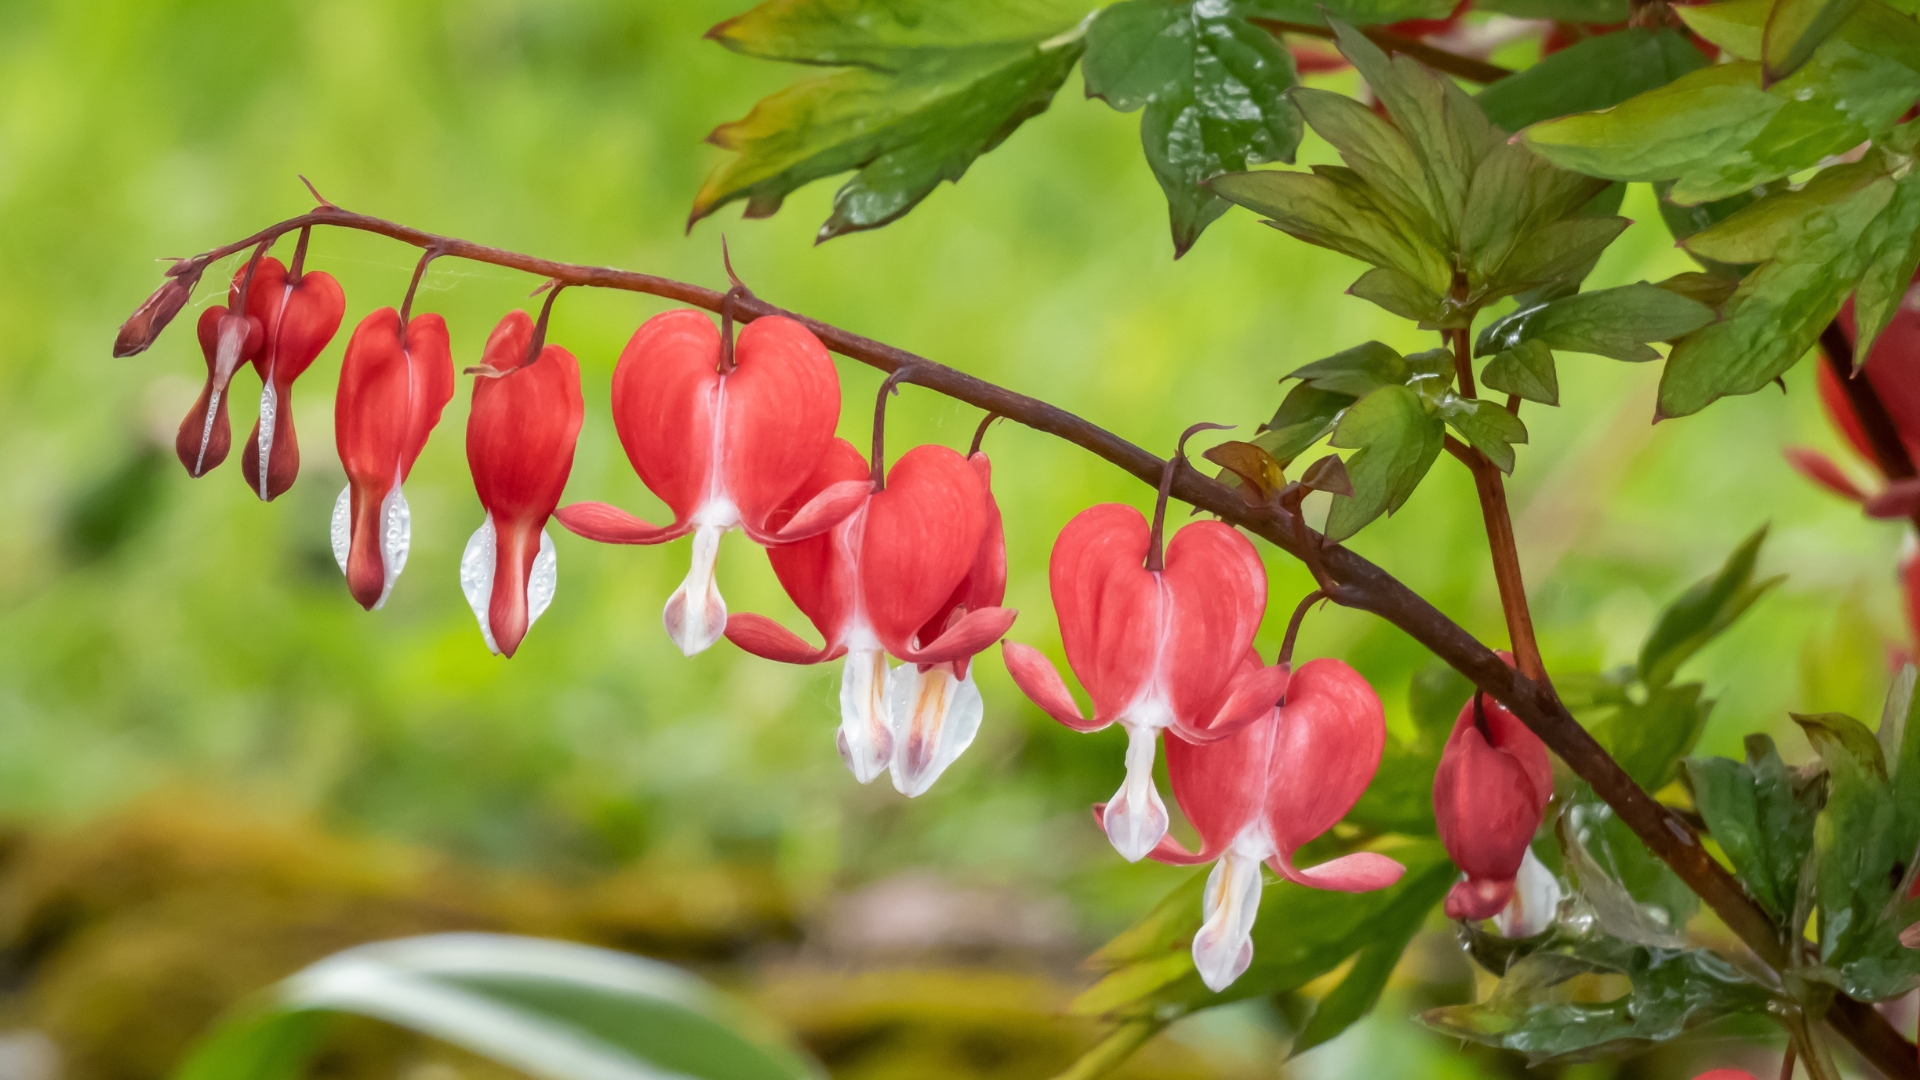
[0,2,1906,1078]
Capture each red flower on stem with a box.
[726,373,1017,787]
[462,297,584,657]
[175,260,266,478]
[1001,426,1291,862]
[239,232,346,502]
[1433,682,1553,921]
[1144,654,1404,991]
[331,304,455,610]
[556,307,863,656]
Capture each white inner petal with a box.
[887,665,984,798]
[836,648,893,785]
[1493,846,1563,939]
[528,529,557,626]
[330,485,351,575]
[193,385,224,476]
[375,482,411,610]
[254,376,277,500]
[1103,722,1170,863]
[662,522,729,657]
[1193,847,1264,993]
[460,515,500,656]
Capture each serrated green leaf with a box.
[1347,266,1454,325]
[1522,2,1920,205]
[1492,215,1630,296]
[1086,2,1303,255]
[1459,142,1614,299]
[695,14,1085,241]
[1439,396,1528,474]
[1478,283,1716,364]
[1596,682,1715,793]
[1637,526,1778,688]
[1325,384,1444,542]
[1659,159,1896,417]
[1287,340,1410,397]
[1476,29,1709,132]
[174,935,821,1080]
[1765,0,1865,81]
[1211,169,1453,290]
[1849,128,1920,363]
[1481,341,1560,406]
[1292,87,1447,248]
[1686,734,1819,922]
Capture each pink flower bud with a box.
[1434,689,1552,921]
[114,267,201,358]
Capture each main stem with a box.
[131,204,1918,1079]
[1448,325,1547,685]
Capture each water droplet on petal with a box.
[330,485,351,575]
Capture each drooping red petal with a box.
[1172,661,1290,743]
[1161,520,1270,728]
[1001,641,1105,732]
[1866,477,1920,519]
[723,612,847,664]
[721,315,841,531]
[1433,692,1553,919]
[1836,294,1920,467]
[1783,446,1867,502]
[608,309,719,526]
[175,305,262,478]
[1162,679,1273,861]
[467,321,584,657]
[1270,850,1406,892]
[750,479,871,544]
[399,313,456,478]
[761,438,870,653]
[1050,504,1162,722]
[335,309,411,609]
[1262,658,1387,861]
[895,605,1018,665]
[862,444,988,660]
[553,502,688,545]
[240,260,346,501]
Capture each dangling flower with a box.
[1001,498,1290,862]
[888,446,1007,796]
[726,439,1017,785]
[462,309,584,657]
[331,307,455,610]
[1140,657,1403,991]
[556,309,863,656]
[175,270,264,478]
[1786,288,1920,519]
[239,248,345,502]
[114,263,202,358]
[1434,687,1553,920]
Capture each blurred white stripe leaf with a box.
[172,934,821,1080]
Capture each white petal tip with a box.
[886,667,984,798]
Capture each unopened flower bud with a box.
[113,266,202,358]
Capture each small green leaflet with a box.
[1236,0,1459,25]
[1326,383,1443,542]
[1084,1,1303,255]
[1792,710,1904,972]
[1686,734,1819,923]
[694,0,1091,241]
[1476,283,1716,364]
[1849,122,1920,364]
[1637,525,1781,689]
[1596,682,1714,793]
[1481,340,1558,406]
[1658,153,1901,417]
[1764,0,1865,82]
[1438,396,1527,474]
[1475,29,1707,132]
[1522,0,1920,205]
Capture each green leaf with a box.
[1490,216,1630,298]
[1347,740,1441,835]
[1287,340,1412,397]
[1255,382,1351,466]
[1680,0,1767,57]
[1347,266,1453,326]
[1459,142,1615,300]
[1637,526,1779,689]
[173,934,821,1080]
[1764,0,1864,82]
[1595,682,1715,793]
[1472,0,1627,19]
[1659,157,1896,417]
[1686,734,1820,922]
[1210,168,1452,291]
[1480,341,1560,406]
[1237,0,1459,26]
[1288,860,1447,1055]
[1292,87,1448,251]
[707,0,1096,68]
[1478,283,1716,364]
[1085,2,1303,255]
[694,3,1087,240]
[1410,662,1476,744]
[1325,384,1444,542]
[1792,711,1904,971]
[1438,396,1528,474]
[1476,29,1708,132]
[1849,124,1920,363]
[1522,1,1920,205]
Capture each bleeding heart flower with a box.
[887,449,1008,797]
[1434,687,1553,920]
[1002,503,1290,862]
[1133,657,1403,991]
[726,440,1017,785]
[239,255,345,502]
[331,307,456,610]
[556,309,862,657]
[175,270,265,478]
[462,310,584,657]
[1787,288,1920,518]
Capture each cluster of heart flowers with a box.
[124,252,1559,993]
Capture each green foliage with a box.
[1327,383,1445,541]
[693,0,1090,240]
[1638,526,1781,690]
[1237,0,1459,24]
[1522,0,1920,205]
[1476,283,1715,365]
[1474,29,1706,132]
[174,934,820,1080]
[1687,734,1820,923]
[1764,0,1864,81]
[1658,131,1920,416]
[1083,2,1302,255]
[1479,341,1558,406]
